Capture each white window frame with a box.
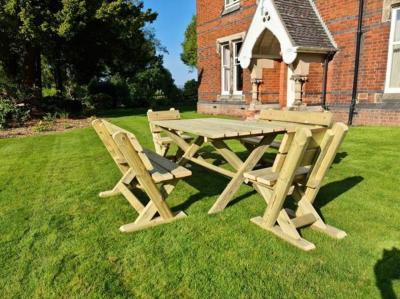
[219,39,244,96]
[221,43,231,96]
[225,0,240,10]
[233,40,243,95]
[385,7,400,93]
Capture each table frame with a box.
[153,118,288,214]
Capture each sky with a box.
[144,0,196,87]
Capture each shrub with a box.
[33,120,53,132]
[0,98,30,129]
[87,78,130,109]
[38,96,83,116]
[182,79,198,101]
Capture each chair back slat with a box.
[260,110,334,127]
[92,119,129,173]
[93,119,155,173]
[147,108,181,133]
[306,123,348,188]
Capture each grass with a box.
[0,108,399,298]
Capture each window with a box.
[220,40,243,96]
[225,0,240,10]
[385,7,400,93]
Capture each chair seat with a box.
[144,149,191,183]
[241,137,281,149]
[244,166,310,187]
[156,135,192,145]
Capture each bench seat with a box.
[244,166,310,186]
[144,149,191,183]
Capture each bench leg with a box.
[294,188,347,240]
[120,211,187,233]
[119,181,187,233]
[251,216,316,251]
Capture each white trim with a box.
[385,7,400,93]
[221,43,231,96]
[225,0,240,10]
[233,40,244,95]
[239,0,298,68]
[216,32,246,53]
[287,65,296,107]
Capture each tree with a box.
[0,0,158,101]
[129,56,182,107]
[182,79,198,101]
[181,15,197,69]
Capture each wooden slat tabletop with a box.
[152,118,287,139]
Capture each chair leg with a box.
[251,185,316,251]
[294,188,347,239]
[99,186,121,198]
[251,216,316,251]
[119,181,187,233]
[99,169,136,198]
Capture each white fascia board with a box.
[239,0,297,69]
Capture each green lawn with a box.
[0,108,399,298]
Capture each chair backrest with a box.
[92,119,154,173]
[147,108,181,134]
[259,110,334,127]
[272,122,348,187]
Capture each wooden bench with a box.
[241,110,334,151]
[147,108,192,157]
[92,119,191,232]
[246,122,348,251]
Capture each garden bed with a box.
[0,117,93,139]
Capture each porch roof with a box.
[239,0,337,68]
[274,0,335,50]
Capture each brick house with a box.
[197,0,400,125]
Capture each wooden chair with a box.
[147,108,192,157]
[241,110,334,151]
[245,122,348,251]
[92,119,192,232]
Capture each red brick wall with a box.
[197,0,399,125]
[197,0,257,103]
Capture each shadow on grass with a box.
[315,176,364,210]
[374,247,400,299]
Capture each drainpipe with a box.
[348,0,365,125]
[321,54,331,110]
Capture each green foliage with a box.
[33,120,53,132]
[0,0,159,101]
[38,96,83,115]
[183,79,198,101]
[0,98,30,129]
[181,15,197,69]
[128,56,183,107]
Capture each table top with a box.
[152,118,290,139]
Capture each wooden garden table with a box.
[152,117,323,214]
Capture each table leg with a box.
[208,134,277,214]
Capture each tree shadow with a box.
[374,248,400,299]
